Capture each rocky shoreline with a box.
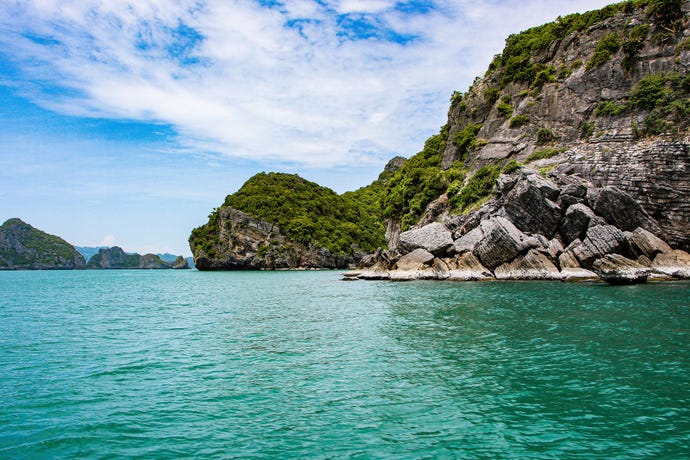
[345,168,690,284]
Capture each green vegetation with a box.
[592,71,690,134]
[509,114,530,128]
[495,1,647,88]
[382,126,457,229]
[449,165,502,213]
[485,88,501,104]
[532,66,557,88]
[218,173,386,254]
[497,100,513,118]
[647,0,684,31]
[0,218,82,268]
[579,121,595,138]
[622,24,650,71]
[595,100,628,116]
[189,208,221,257]
[586,33,622,70]
[453,123,483,162]
[526,147,567,163]
[536,128,558,145]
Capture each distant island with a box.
[0,218,190,270]
[0,218,86,270]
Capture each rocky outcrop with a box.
[191,207,359,270]
[86,246,188,269]
[398,222,453,256]
[171,256,190,269]
[0,218,85,270]
[347,168,690,284]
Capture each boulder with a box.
[572,225,629,268]
[558,249,581,269]
[473,217,532,270]
[651,249,690,279]
[592,254,650,285]
[453,226,484,254]
[445,253,494,281]
[398,222,454,256]
[627,228,673,259]
[557,183,588,209]
[494,249,562,280]
[501,172,562,237]
[558,204,597,246]
[395,249,435,270]
[588,186,661,234]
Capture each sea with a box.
[0,270,688,459]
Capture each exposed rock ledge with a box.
[345,168,690,285]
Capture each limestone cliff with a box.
[381,0,689,252]
[0,218,85,270]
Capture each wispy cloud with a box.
[0,0,613,166]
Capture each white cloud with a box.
[0,0,614,167]
[101,234,117,246]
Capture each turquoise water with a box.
[0,270,688,459]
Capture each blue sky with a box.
[0,0,613,256]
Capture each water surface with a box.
[1,270,688,458]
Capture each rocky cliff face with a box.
[191,207,358,270]
[432,0,690,250]
[0,218,85,270]
[86,246,189,269]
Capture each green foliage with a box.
[495,1,646,86]
[622,24,649,71]
[189,208,222,257]
[646,0,684,30]
[453,123,483,162]
[676,38,690,54]
[526,147,567,163]
[532,66,557,88]
[381,126,452,230]
[589,71,689,135]
[190,172,389,257]
[497,101,514,118]
[509,114,530,128]
[595,100,628,116]
[629,72,673,109]
[450,90,464,105]
[536,128,558,145]
[558,66,573,79]
[579,121,595,138]
[485,88,501,104]
[224,173,387,254]
[502,160,523,174]
[449,165,502,213]
[586,33,622,70]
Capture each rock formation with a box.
[0,218,85,270]
[191,207,359,270]
[86,246,189,269]
[348,168,690,284]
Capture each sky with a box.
[0,0,615,257]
